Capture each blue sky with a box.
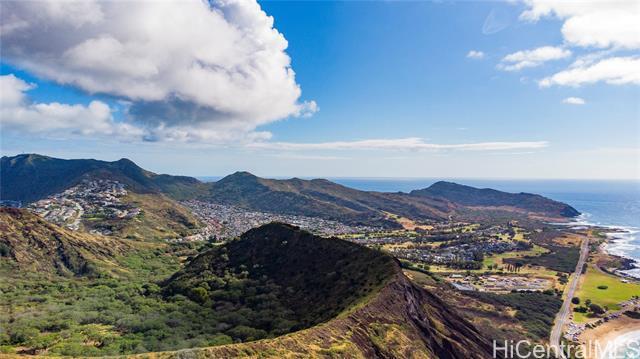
[1,1,638,179]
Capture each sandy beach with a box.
[579,315,640,359]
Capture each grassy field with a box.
[573,265,640,323]
[482,244,549,270]
[420,245,550,275]
[503,244,580,273]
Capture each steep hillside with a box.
[0,154,207,203]
[1,154,202,240]
[157,223,497,359]
[164,223,398,330]
[0,220,498,357]
[207,172,454,226]
[411,181,580,219]
[0,208,129,276]
[90,192,202,241]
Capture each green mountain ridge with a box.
[411,181,580,218]
[1,154,202,241]
[206,171,454,226]
[1,154,579,227]
[0,154,207,203]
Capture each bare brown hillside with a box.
[0,208,129,276]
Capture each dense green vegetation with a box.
[1,153,585,357]
[465,292,562,340]
[0,154,207,203]
[164,223,397,330]
[503,244,580,273]
[411,181,580,218]
[0,244,222,356]
[0,223,396,356]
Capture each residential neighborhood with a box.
[28,179,140,234]
[181,200,380,240]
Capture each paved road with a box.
[550,238,590,357]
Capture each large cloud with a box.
[520,0,640,50]
[0,0,316,143]
[0,74,142,138]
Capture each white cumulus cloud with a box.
[520,0,640,50]
[0,74,141,139]
[498,46,571,71]
[540,56,640,87]
[509,1,640,89]
[0,0,316,143]
[562,97,586,105]
[467,50,485,59]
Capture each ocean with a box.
[328,178,640,278]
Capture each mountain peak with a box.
[217,171,259,183]
[116,157,136,164]
[1,154,205,203]
[112,158,148,176]
[234,170,257,177]
[428,180,465,189]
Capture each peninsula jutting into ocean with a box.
[1,0,638,358]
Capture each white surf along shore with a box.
[569,213,640,279]
[599,329,640,359]
[566,214,640,359]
